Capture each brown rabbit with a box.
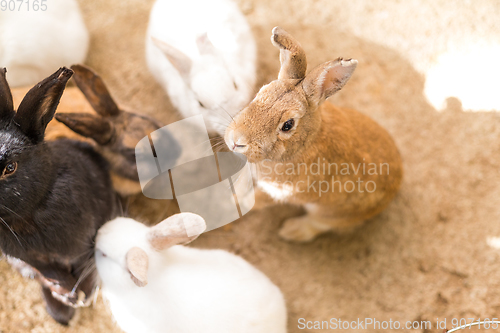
[225,27,403,242]
[54,64,181,197]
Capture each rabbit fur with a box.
[145,0,256,135]
[0,0,89,87]
[0,67,119,325]
[225,27,403,242]
[95,213,287,333]
[54,64,181,197]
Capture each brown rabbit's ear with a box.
[152,37,192,78]
[126,247,149,287]
[302,58,358,105]
[71,64,120,117]
[14,67,73,143]
[55,112,115,145]
[147,213,206,251]
[0,68,14,120]
[271,27,307,80]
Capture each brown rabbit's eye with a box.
[3,162,17,176]
[281,119,295,132]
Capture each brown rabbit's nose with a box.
[226,130,247,152]
[233,143,246,150]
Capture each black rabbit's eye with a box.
[3,162,17,176]
[281,119,295,132]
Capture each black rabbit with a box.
[55,64,182,198]
[0,67,119,325]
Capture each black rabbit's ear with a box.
[71,64,120,117]
[14,67,73,143]
[0,68,15,121]
[55,112,115,145]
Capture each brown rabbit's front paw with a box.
[279,215,324,242]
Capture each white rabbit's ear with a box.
[302,58,357,105]
[152,37,192,78]
[147,213,206,251]
[196,33,216,55]
[126,247,149,287]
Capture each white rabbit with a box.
[0,0,89,87]
[145,0,257,135]
[95,213,287,333]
